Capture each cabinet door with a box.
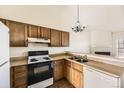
[11,65,28,88]
[40,27,50,39]
[65,65,72,83]
[50,29,61,46]
[54,60,64,81]
[72,68,83,88]
[6,20,28,47]
[28,25,40,38]
[61,31,69,46]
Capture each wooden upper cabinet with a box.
[0,18,70,47]
[61,31,69,46]
[50,29,61,46]
[28,25,40,38]
[6,20,28,47]
[39,27,51,39]
[50,29,70,47]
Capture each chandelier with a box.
[72,5,85,32]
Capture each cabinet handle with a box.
[0,61,8,67]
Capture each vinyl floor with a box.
[48,79,74,88]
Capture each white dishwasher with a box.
[83,67,120,88]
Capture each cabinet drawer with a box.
[54,60,64,65]
[72,63,83,72]
[13,65,27,73]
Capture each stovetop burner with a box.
[28,51,52,64]
[30,59,38,62]
[43,57,50,60]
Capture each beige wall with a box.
[0,5,124,57]
[0,5,90,57]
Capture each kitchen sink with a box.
[69,56,79,60]
[69,55,88,63]
[75,59,88,63]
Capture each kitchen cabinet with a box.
[28,25,40,38]
[39,27,51,39]
[71,68,83,88]
[11,65,28,88]
[71,62,83,88]
[28,25,51,39]
[6,20,28,47]
[64,60,83,88]
[50,29,70,47]
[50,29,61,46]
[61,31,69,46]
[54,60,64,81]
[64,60,72,83]
[1,18,70,47]
[84,67,120,88]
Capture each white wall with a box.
[89,6,124,54]
[0,5,124,57]
[0,5,90,57]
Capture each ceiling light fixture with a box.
[72,5,85,32]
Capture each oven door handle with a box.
[51,62,54,68]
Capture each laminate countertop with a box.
[10,54,124,77]
[51,54,124,77]
[10,57,28,67]
[10,54,70,67]
[50,55,72,61]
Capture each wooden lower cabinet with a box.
[64,60,72,83]
[71,68,83,88]
[54,60,64,81]
[65,65,72,83]
[11,65,28,88]
[64,60,84,88]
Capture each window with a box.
[112,31,124,57]
[116,39,124,58]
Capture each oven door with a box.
[28,61,53,86]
